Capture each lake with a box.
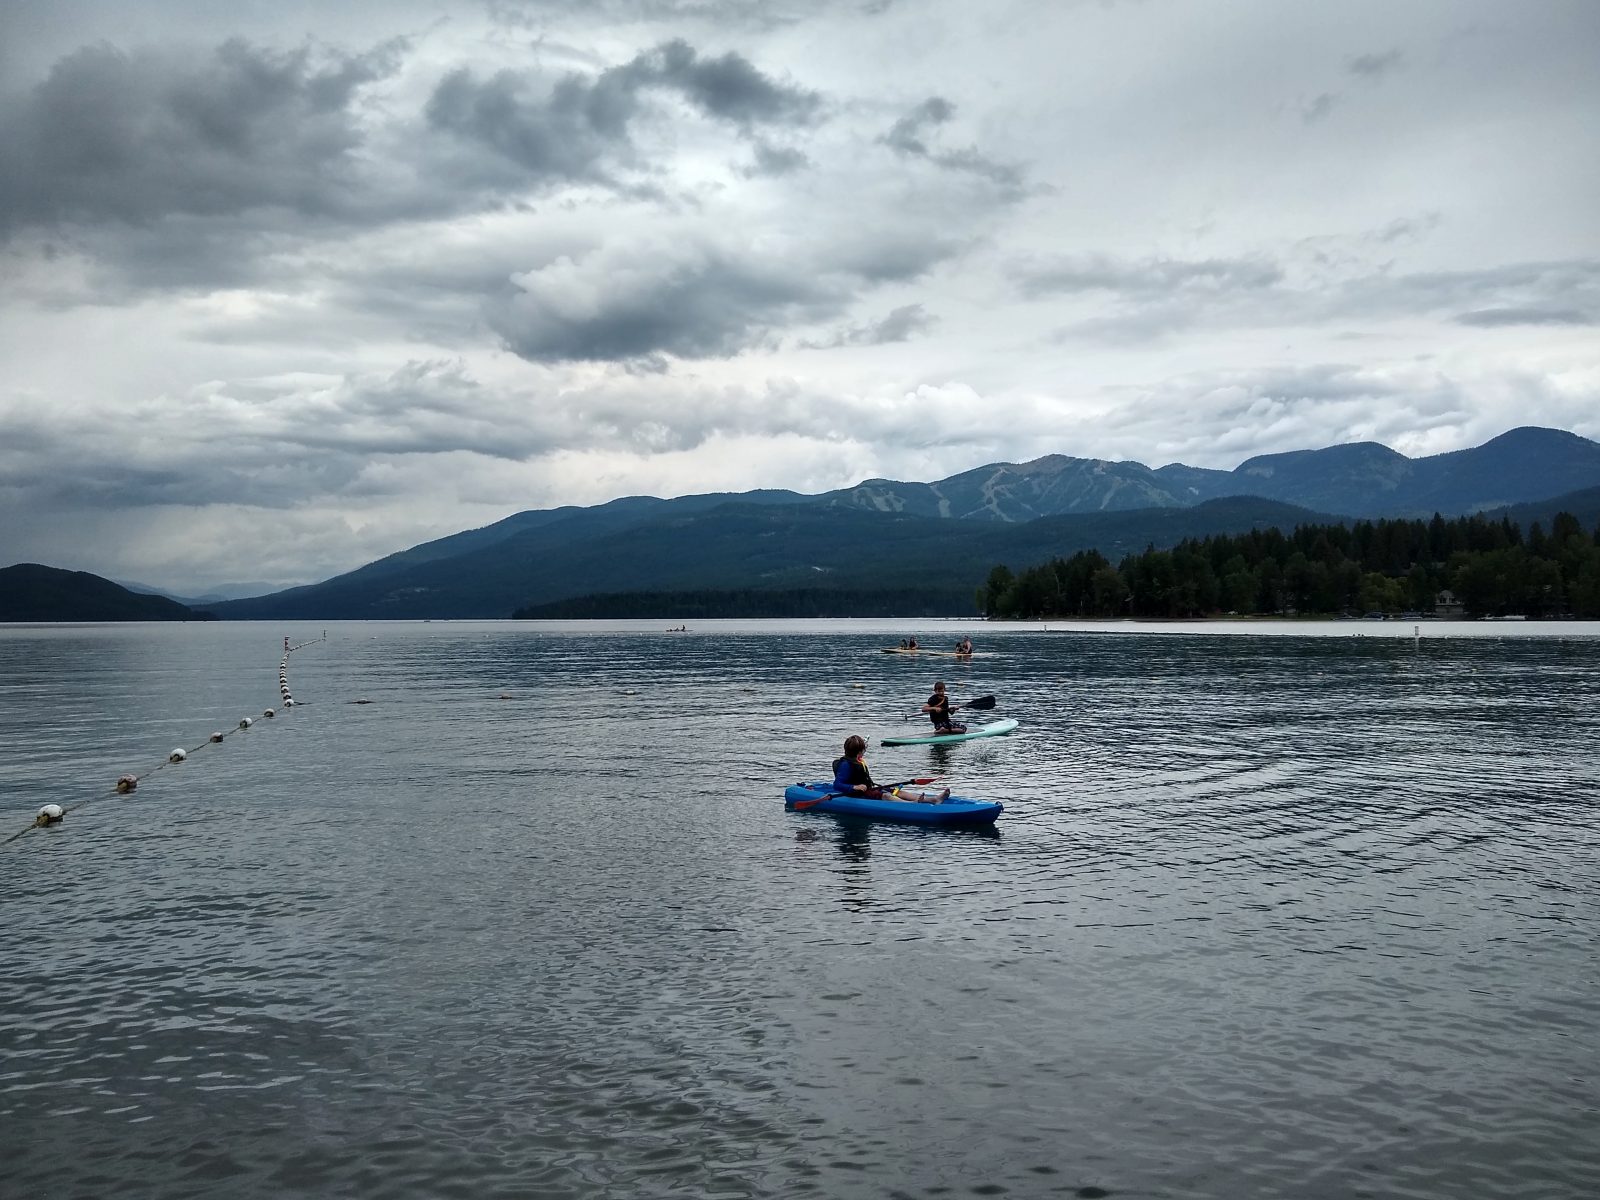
[3,619,1598,1199]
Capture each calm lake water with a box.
[2,619,1598,1199]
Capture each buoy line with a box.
[4,635,320,846]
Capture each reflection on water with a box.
[2,619,1598,1199]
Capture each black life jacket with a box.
[832,755,873,788]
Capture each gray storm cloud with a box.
[881,95,1023,189]
[1023,252,1600,343]
[492,239,847,361]
[0,38,407,233]
[424,38,819,183]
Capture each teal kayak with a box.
[881,718,1019,747]
[784,782,1003,825]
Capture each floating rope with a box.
[4,634,322,845]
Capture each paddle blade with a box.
[962,694,996,710]
[793,792,838,810]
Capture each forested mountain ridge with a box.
[196,425,1600,619]
[0,564,214,622]
[212,497,1331,619]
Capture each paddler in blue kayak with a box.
[921,682,967,734]
[833,736,948,802]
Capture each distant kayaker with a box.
[833,735,948,802]
[907,637,919,650]
[955,636,973,656]
[921,682,967,734]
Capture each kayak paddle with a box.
[794,776,939,810]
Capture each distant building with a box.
[1435,589,1465,619]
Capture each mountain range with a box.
[822,426,1600,521]
[198,426,1600,620]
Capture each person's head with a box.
[933,681,946,694]
[843,734,867,758]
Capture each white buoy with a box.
[239,717,253,729]
[263,708,275,718]
[115,774,138,793]
[285,698,296,707]
[36,804,63,826]
[169,748,187,763]
[210,731,225,743]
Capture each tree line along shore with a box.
[979,512,1600,621]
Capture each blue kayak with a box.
[784,782,1003,826]
[881,718,1020,747]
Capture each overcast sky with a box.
[2,0,1597,594]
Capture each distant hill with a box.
[0,564,214,621]
[1221,427,1600,517]
[212,496,1332,620]
[1484,485,1600,533]
[117,578,285,605]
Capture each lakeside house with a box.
[1434,590,1465,619]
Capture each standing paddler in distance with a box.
[921,681,967,735]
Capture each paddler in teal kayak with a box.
[833,736,948,802]
[920,682,967,734]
